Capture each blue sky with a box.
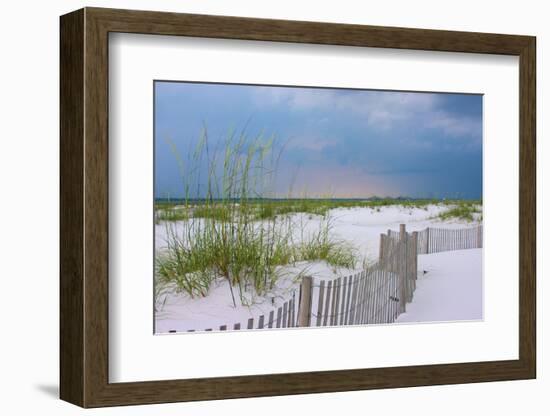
[155,81,482,199]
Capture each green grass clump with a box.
[192,205,232,221]
[438,201,482,222]
[256,203,275,219]
[297,235,356,268]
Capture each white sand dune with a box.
[396,249,482,323]
[154,204,482,333]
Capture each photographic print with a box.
[153,81,483,334]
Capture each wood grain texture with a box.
[59,7,537,408]
[87,7,532,54]
[518,38,536,377]
[59,8,84,407]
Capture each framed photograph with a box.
[60,7,536,408]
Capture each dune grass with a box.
[294,218,356,269]
[437,201,482,222]
[156,197,482,223]
[155,128,358,306]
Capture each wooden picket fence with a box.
[184,224,482,332]
[415,225,483,254]
[299,224,418,327]
[185,291,299,332]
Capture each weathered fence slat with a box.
[297,276,313,327]
[332,277,341,326]
[329,280,337,326]
[340,275,348,325]
[377,269,385,323]
[344,275,352,324]
[381,270,388,323]
[369,271,376,324]
[323,280,333,326]
[316,280,325,327]
[289,292,296,327]
[349,275,359,325]
[364,270,372,324]
[360,271,369,324]
[354,273,363,325]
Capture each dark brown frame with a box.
[60,7,536,408]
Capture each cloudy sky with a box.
[154,81,482,199]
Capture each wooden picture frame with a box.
[60,7,536,408]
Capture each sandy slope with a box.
[396,249,482,323]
